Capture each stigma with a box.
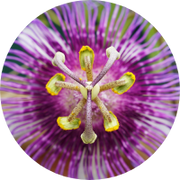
[80,82,100,100]
[46,46,135,144]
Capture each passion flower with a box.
[1,1,179,179]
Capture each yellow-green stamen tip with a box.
[112,72,135,95]
[79,46,95,71]
[104,111,119,132]
[125,72,136,81]
[46,73,66,95]
[57,117,81,130]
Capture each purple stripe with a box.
[52,7,71,45]
[134,57,175,73]
[97,17,105,48]
[118,14,140,52]
[64,4,80,50]
[17,122,52,146]
[42,131,70,169]
[72,2,84,44]
[127,41,165,65]
[9,49,42,65]
[14,40,51,61]
[62,3,78,51]
[32,128,62,161]
[143,32,162,49]
[108,134,131,172]
[54,135,75,174]
[1,81,44,91]
[34,20,69,54]
[138,72,178,81]
[101,136,114,177]
[25,124,56,156]
[105,5,120,48]
[1,87,44,95]
[130,115,173,139]
[127,100,178,112]
[91,3,98,45]
[107,134,126,174]
[137,75,179,85]
[23,26,56,56]
[4,61,54,80]
[115,111,168,142]
[136,25,153,44]
[131,20,149,41]
[6,55,55,77]
[99,137,107,177]
[111,8,125,43]
[44,12,61,37]
[1,96,48,104]
[61,5,74,47]
[115,131,144,167]
[1,73,39,84]
[68,139,83,178]
[121,24,153,61]
[115,8,130,50]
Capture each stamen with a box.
[79,46,94,71]
[93,96,112,123]
[91,46,120,87]
[84,56,93,81]
[56,98,86,130]
[81,90,97,144]
[47,47,135,143]
[94,97,120,132]
[57,117,81,130]
[67,98,87,122]
[104,111,119,132]
[100,79,126,92]
[55,81,80,91]
[112,72,135,95]
[52,52,86,86]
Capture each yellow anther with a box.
[46,73,65,95]
[104,111,119,132]
[79,46,95,70]
[112,72,135,95]
[126,72,135,80]
[57,117,81,130]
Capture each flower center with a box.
[46,46,135,144]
